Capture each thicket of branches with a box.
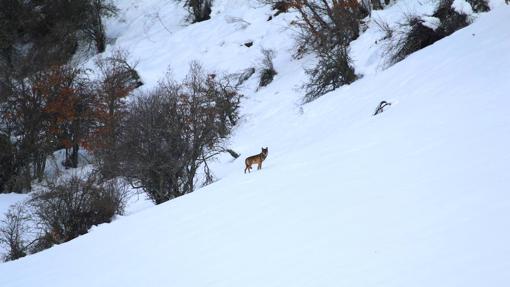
[0,0,121,193]
[258,49,277,88]
[0,204,32,261]
[262,1,368,102]
[379,0,475,65]
[29,176,126,246]
[119,63,241,204]
[88,51,143,180]
[0,51,140,193]
[0,60,242,259]
[182,0,213,23]
[0,176,126,262]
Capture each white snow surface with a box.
[1,1,510,286]
[0,194,28,219]
[453,0,475,15]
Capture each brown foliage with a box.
[86,51,141,179]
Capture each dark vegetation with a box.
[119,63,241,203]
[380,0,476,65]
[88,51,143,180]
[0,0,119,193]
[466,0,490,13]
[0,51,140,193]
[29,176,126,247]
[183,0,213,23]
[0,58,241,259]
[294,0,367,102]
[0,175,126,261]
[258,49,277,88]
[0,0,117,75]
[263,0,368,102]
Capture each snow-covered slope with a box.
[1,1,510,286]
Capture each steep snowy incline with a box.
[1,3,510,287]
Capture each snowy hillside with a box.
[1,0,510,286]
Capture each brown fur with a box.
[244,147,268,173]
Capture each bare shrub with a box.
[388,15,442,64]
[118,63,241,204]
[286,1,366,101]
[304,46,357,102]
[28,175,126,245]
[384,0,471,65]
[0,204,32,262]
[183,0,212,23]
[292,0,367,56]
[373,17,394,41]
[258,49,277,88]
[466,0,490,12]
[433,0,470,36]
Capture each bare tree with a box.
[118,63,241,204]
[88,50,142,179]
[0,204,33,261]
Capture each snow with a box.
[1,0,510,286]
[421,16,441,30]
[0,194,28,219]
[453,0,475,15]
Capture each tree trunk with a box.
[70,143,79,168]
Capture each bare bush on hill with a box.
[118,63,241,204]
[0,176,127,261]
[292,0,365,102]
[261,1,366,102]
[0,204,32,261]
[183,0,213,23]
[380,0,472,66]
[29,176,127,246]
[258,49,277,88]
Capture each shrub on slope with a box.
[381,0,474,65]
[117,63,241,204]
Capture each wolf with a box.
[244,147,268,173]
